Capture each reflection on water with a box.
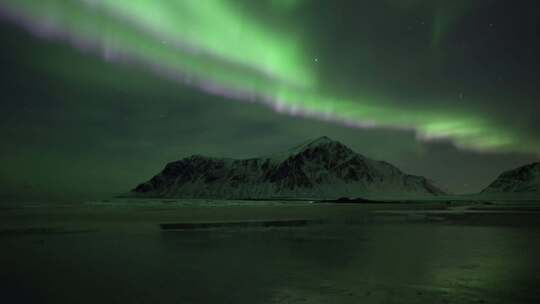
[2,223,540,303]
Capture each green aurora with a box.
[1,0,538,154]
[1,0,540,200]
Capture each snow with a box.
[132,137,445,199]
[482,162,540,194]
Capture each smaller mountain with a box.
[481,162,540,194]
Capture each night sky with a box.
[1,0,539,202]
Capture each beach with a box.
[1,200,540,303]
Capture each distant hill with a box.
[482,162,540,194]
[131,136,445,199]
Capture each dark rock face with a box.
[132,136,445,199]
[482,162,540,193]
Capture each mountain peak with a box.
[501,162,540,177]
[301,136,348,150]
[286,136,353,158]
[481,162,540,194]
[308,136,335,145]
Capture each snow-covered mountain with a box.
[131,136,445,199]
[482,162,540,194]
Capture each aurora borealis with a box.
[0,0,539,200]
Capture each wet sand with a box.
[1,200,540,303]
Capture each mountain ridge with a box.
[132,136,445,199]
[482,162,540,194]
